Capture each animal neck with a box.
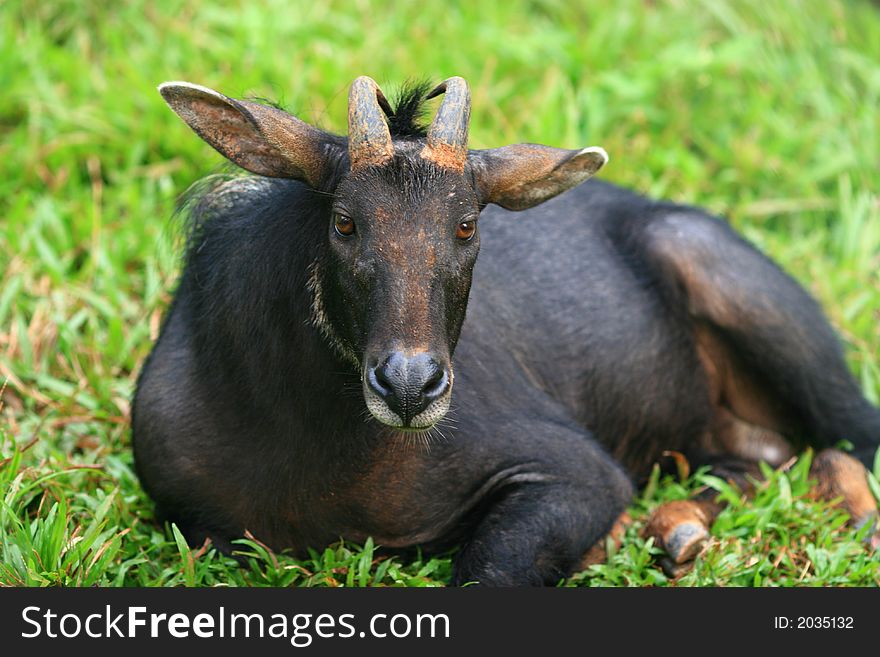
[181,179,367,434]
[306,258,361,370]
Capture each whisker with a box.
[429,425,446,444]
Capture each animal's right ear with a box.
[158,81,342,188]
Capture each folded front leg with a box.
[451,444,633,586]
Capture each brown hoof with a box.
[645,500,711,565]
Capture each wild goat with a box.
[133,76,880,585]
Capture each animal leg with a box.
[643,210,880,467]
[451,429,634,586]
[644,499,718,569]
[646,438,880,575]
[811,448,879,547]
[645,439,764,576]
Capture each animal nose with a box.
[367,351,450,426]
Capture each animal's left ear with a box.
[468,144,608,211]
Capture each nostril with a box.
[422,367,449,401]
[368,363,394,399]
[366,353,449,425]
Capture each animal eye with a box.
[456,220,476,241]
[334,214,356,237]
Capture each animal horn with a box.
[348,76,394,170]
[421,77,470,171]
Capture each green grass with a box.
[1,0,879,586]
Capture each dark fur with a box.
[384,80,433,138]
[133,89,880,585]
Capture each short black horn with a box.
[421,77,470,171]
[348,76,394,170]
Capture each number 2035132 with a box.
[774,617,853,630]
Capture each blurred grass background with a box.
[1,0,878,586]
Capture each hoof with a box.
[855,511,878,532]
[664,521,708,564]
[855,511,880,550]
[645,500,712,567]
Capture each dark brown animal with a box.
[133,76,880,585]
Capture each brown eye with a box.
[334,214,356,237]
[456,220,476,241]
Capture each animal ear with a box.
[158,81,342,188]
[468,144,608,211]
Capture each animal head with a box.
[159,76,607,431]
